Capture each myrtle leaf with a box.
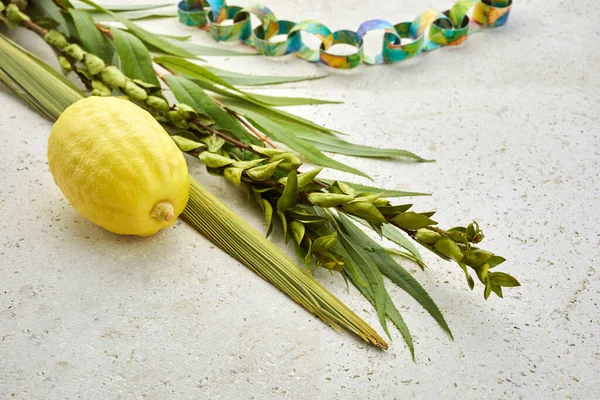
[223,167,243,186]
[277,170,298,211]
[297,167,323,188]
[489,272,521,287]
[263,199,273,237]
[308,193,354,208]
[290,221,305,245]
[198,152,234,168]
[170,133,205,151]
[343,202,386,223]
[312,232,338,253]
[246,161,280,181]
[277,210,288,240]
[392,212,437,230]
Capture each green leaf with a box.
[204,66,328,86]
[312,232,338,253]
[155,56,337,107]
[32,16,60,30]
[297,167,323,188]
[337,226,390,340]
[308,193,354,208]
[221,98,337,137]
[392,212,438,230]
[206,134,225,153]
[379,223,424,264]
[290,221,305,245]
[198,152,234,168]
[491,284,503,298]
[343,202,386,223]
[164,75,253,144]
[154,56,238,90]
[319,180,429,197]
[384,295,414,359]
[489,272,521,287]
[231,159,263,169]
[243,113,371,179]
[378,205,413,216]
[69,8,114,64]
[277,170,298,211]
[90,9,177,21]
[162,37,254,57]
[33,0,70,36]
[72,1,176,12]
[263,199,274,237]
[76,0,194,58]
[111,28,159,86]
[246,161,280,181]
[243,92,341,107]
[487,255,506,268]
[277,210,288,239]
[223,167,243,186]
[170,132,205,151]
[160,34,192,41]
[336,213,452,339]
[297,129,431,162]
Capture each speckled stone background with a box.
[1,0,598,399]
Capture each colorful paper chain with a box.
[177,0,512,69]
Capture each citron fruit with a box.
[48,96,189,236]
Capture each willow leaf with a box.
[244,113,370,179]
[380,223,424,264]
[204,66,328,87]
[319,179,429,198]
[111,28,159,85]
[384,297,414,358]
[340,250,414,358]
[337,227,391,340]
[297,130,431,162]
[160,34,191,41]
[341,215,451,337]
[164,75,253,144]
[33,0,70,36]
[164,37,254,57]
[219,98,336,136]
[244,92,340,107]
[72,1,176,12]
[76,0,194,58]
[90,9,177,21]
[155,56,337,107]
[277,171,298,211]
[69,8,114,64]
[155,56,237,90]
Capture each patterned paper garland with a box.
[177,0,512,69]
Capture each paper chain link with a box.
[177,0,512,69]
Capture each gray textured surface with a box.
[1,0,599,399]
